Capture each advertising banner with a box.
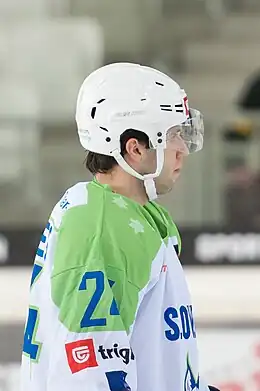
[1,228,260,267]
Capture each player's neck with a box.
[95,170,149,205]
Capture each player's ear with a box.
[125,138,145,161]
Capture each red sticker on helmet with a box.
[183,96,189,117]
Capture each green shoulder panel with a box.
[51,204,137,333]
[51,181,163,334]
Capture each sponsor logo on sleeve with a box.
[98,343,135,365]
[65,338,98,374]
[65,339,135,374]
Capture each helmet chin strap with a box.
[112,146,165,201]
[143,178,157,201]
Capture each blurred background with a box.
[0,0,260,390]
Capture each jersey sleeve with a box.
[50,205,138,391]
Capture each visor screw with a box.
[158,139,162,143]
[157,132,162,137]
[106,137,111,142]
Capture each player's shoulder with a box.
[50,181,90,228]
[52,179,135,235]
[56,180,164,259]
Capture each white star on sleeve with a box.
[112,196,128,209]
[129,219,144,234]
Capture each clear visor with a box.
[165,108,204,154]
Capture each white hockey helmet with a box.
[76,63,204,199]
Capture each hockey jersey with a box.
[21,179,208,391]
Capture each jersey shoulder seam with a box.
[51,263,141,290]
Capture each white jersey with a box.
[21,179,209,391]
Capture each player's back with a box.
[21,179,202,391]
[21,179,172,390]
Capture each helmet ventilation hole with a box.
[91,107,96,119]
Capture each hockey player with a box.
[21,63,215,391]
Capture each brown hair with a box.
[85,129,149,174]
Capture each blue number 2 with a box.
[23,307,42,361]
[79,271,119,328]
